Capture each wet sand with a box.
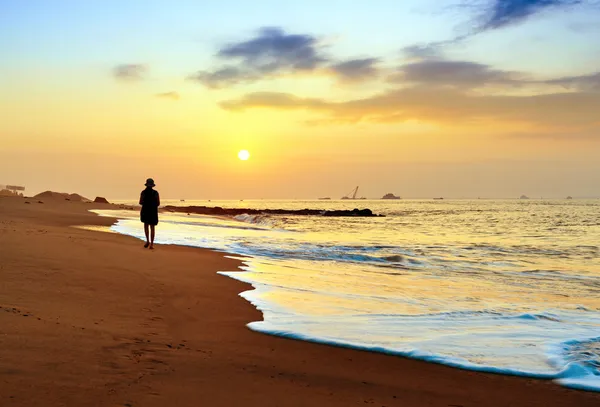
[1,195,599,406]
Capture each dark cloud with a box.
[155,91,180,100]
[218,27,327,70]
[189,27,328,87]
[410,1,591,53]
[113,64,147,81]
[478,0,583,31]
[329,58,380,82]
[389,59,525,88]
[397,1,597,66]
[220,87,600,129]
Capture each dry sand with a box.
[1,195,599,407]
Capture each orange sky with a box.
[1,1,599,199]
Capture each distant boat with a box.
[341,186,367,200]
[381,193,401,200]
[566,196,573,200]
[433,197,444,200]
[318,197,331,200]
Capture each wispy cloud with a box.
[113,64,147,81]
[402,44,447,61]
[406,1,592,54]
[329,58,380,82]
[220,86,600,129]
[155,91,180,100]
[188,67,251,89]
[476,0,584,32]
[388,59,526,88]
[546,72,600,91]
[221,92,327,111]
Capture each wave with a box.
[549,337,600,391]
[237,285,600,391]
[234,213,275,228]
[247,322,600,391]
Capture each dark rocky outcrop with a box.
[381,193,401,200]
[94,196,110,204]
[163,206,381,217]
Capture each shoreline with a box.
[1,195,599,406]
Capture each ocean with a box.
[95,199,600,391]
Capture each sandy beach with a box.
[1,195,599,407]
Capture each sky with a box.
[1,0,600,199]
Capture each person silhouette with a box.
[139,178,160,249]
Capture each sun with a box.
[238,150,250,161]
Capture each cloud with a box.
[220,87,600,129]
[155,91,180,100]
[218,27,327,70]
[477,0,583,31]
[389,59,526,88]
[189,27,328,88]
[113,64,147,81]
[395,1,597,67]
[329,58,380,82]
[220,92,327,111]
[187,67,249,88]
[402,44,447,61]
[390,51,600,93]
[546,72,600,91]
[567,20,600,33]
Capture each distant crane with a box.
[341,186,366,200]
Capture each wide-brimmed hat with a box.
[145,178,156,187]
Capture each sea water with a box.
[96,199,600,391]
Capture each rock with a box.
[164,205,380,217]
[94,196,109,204]
[381,193,401,200]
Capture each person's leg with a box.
[150,225,155,249]
[144,224,150,248]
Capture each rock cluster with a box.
[163,206,380,217]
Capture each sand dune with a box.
[33,190,91,202]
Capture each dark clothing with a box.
[140,188,160,225]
